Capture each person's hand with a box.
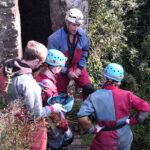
[49,103,67,113]
[68,71,78,79]
[67,68,82,79]
[75,68,82,77]
[88,124,104,134]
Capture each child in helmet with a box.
[35,49,74,150]
[77,63,150,150]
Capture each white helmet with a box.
[65,8,83,25]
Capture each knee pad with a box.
[82,83,95,98]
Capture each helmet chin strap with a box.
[48,65,59,77]
[48,66,55,74]
[32,65,42,73]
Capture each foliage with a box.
[131,116,150,150]
[0,100,36,150]
[81,133,94,146]
[0,95,6,109]
[87,50,103,87]
[88,0,142,58]
[120,0,150,101]
[87,0,135,84]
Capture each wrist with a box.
[129,118,138,125]
[126,118,138,125]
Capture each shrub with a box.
[0,100,35,150]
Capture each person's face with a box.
[50,66,62,74]
[30,59,42,69]
[66,20,80,35]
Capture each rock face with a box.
[0,0,22,64]
[49,0,88,31]
[0,0,88,64]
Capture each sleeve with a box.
[77,95,95,118]
[128,92,150,125]
[47,34,59,50]
[38,79,55,97]
[78,34,90,69]
[19,80,52,119]
[130,92,150,112]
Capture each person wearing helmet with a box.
[48,8,94,99]
[2,41,66,150]
[35,49,68,105]
[35,49,74,150]
[77,63,150,150]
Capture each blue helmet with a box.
[103,63,124,82]
[47,93,74,113]
[46,49,67,67]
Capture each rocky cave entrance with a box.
[18,0,52,49]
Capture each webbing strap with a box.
[101,123,127,131]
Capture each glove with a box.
[49,103,67,113]
[50,111,69,131]
[57,112,69,131]
[125,118,137,125]
[126,119,130,124]
[88,124,104,134]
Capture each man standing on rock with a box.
[48,8,94,99]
